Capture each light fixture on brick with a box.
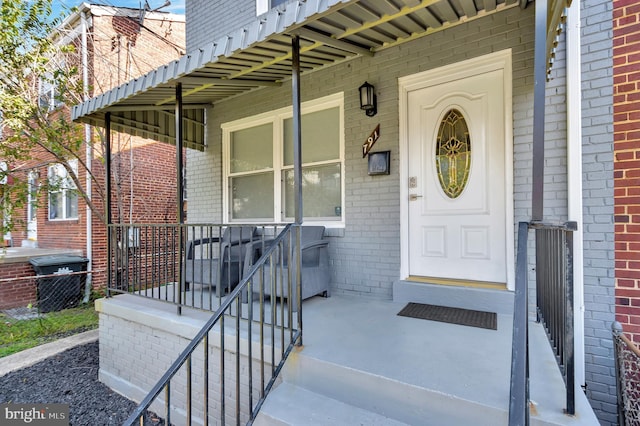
[358,81,377,117]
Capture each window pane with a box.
[230,173,274,219]
[284,107,340,166]
[230,123,273,173]
[49,192,63,219]
[436,109,471,199]
[65,191,78,219]
[284,163,341,220]
[67,160,78,189]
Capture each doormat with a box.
[397,302,497,330]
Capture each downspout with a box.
[81,8,92,303]
[105,112,112,297]
[566,0,585,389]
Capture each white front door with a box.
[406,65,508,284]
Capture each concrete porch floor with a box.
[98,291,599,425]
[284,294,599,425]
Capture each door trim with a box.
[399,49,515,290]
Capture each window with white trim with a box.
[223,93,344,225]
[48,160,78,220]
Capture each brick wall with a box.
[184,3,617,422]
[97,297,272,424]
[89,142,179,289]
[3,7,184,291]
[0,262,36,310]
[185,0,255,51]
[614,0,640,344]
[90,9,185,93]
[87,8,183,292]
[581,0,617,422]
[190,7,536,299]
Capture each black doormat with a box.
[398,302,497,330]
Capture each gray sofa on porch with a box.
[247,225,330,310]
[184,226,258,297]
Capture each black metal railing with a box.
[612,321,640,426]
[509,222,530,426]
[123,223,303,425]
[107,223,281,313]
[509,221,577,425]
[532,220,576,416]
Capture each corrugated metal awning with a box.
[72,0,569,150]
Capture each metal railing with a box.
[613,321,640,426]
[509,221,577,425]
[123,223,303,425]
[107,223,281,313]
[509,222,530,426]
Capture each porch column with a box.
[176,82,185,224]
[176,83,185,314]
[531,0,547,221]
[105,112,112,297]
[291,35,303,344]
[292,36,303,225]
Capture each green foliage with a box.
[0,303,98,357]
[0,1,107,238]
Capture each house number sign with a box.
[362,124,380,157]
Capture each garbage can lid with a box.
[29,255,90,267]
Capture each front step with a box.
[393,279,514,315]
[253,295,598,426]
[253,382,410,426]
[264,350,509,426]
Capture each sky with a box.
[51,0,186,18]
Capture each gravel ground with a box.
[0,341,162,425]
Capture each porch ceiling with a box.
[72,0,567,150]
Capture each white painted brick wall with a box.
[181,2,615,422]
[186,0,256,52]
[98,301,275,425]
[579,0,616,423]
[187,6,537,300]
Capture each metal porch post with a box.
[105,112,112,297]
[176,83,185,315]
[292,35,303,345]
[532,0,547,221]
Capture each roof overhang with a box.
[73,0,570,150]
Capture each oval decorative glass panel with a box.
[435,109,471,198]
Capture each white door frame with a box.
[27,170,38,242]
[399,49,515,290]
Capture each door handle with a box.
[409,194,423,201]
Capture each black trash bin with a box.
[29,255,90,313]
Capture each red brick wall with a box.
[0,262,36,310]
[2,8,184,292]
[89,142,179,289]
[90,11,185,93]
[614,0,640,342]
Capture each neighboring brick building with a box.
[0,4,185,307]
[615,0,640,342]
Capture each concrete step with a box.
[393,280,514,315]
[257,331,599,426]
[274,350,508,426]
[253,382,410,426]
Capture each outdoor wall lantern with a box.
[359,81,377,117]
